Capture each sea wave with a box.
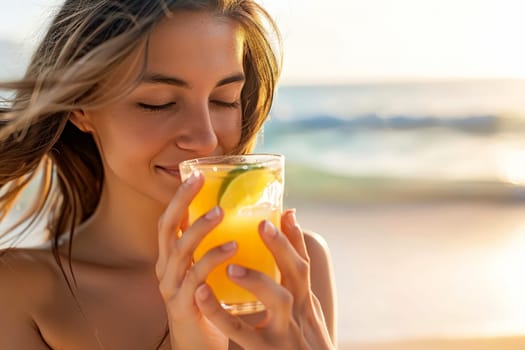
[266,113,519,135]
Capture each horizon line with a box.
[278,76,525,87]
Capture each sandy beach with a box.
[290,198,525,349]
[340,336,525,350]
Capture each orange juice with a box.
[179,154,284,314]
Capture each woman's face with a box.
[78,11,245,204]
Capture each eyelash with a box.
[211,100,241,109]
[138,102,175,111]
[137,100,241,112]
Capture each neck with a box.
[71,177,166,268]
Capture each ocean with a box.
[255,79,525,202]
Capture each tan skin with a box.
[0,11,336,350]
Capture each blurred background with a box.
[2,0,525,348]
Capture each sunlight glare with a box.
[498,150,525,185]
[494,223,525,333]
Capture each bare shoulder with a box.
[303,230,331,260]
[0,246,58,305]
[302,229,334,285]
[0,246,57,285]
[303,230,337,342]
[0,247,58,348]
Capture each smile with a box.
[156,165,181,178]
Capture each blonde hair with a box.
[0,0,281,253]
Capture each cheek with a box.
[91,116,164,171]
[214,112,242,150]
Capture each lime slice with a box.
[218,167,275,209]
[218,164,260,200]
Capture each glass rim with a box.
[179,153,284,169]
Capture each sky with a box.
[1,0,525,84]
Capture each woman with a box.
[0,0,336,349]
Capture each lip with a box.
[156,165,181,178]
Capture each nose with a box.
[174,102,218,155]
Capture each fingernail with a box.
[221,241,237,252]
[196,284,210,301]
[290,209,297,223]
[262,220,277,237]
[186,170,201,185]
[205,206,221,220]
[228,264,247,278]
[286,209,300,231]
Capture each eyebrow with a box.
[141,72,245,88]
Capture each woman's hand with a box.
[194,210,336,350]
[155,171,234,350]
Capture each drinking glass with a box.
[179,154,284,314]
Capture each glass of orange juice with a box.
[179,154,284,315]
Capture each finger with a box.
[160,240,237,318]
[176,206,223,262]
[160,206,224,292]
[281,209,309,261]
[195,283,259,345]
[259,220,311,298]
[227,264,293,334]
[156,170,203,278]
[173,240,237,307]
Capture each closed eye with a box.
[211,100,241,109]
[138,102,176,111]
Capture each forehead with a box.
[146,10,244,79]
